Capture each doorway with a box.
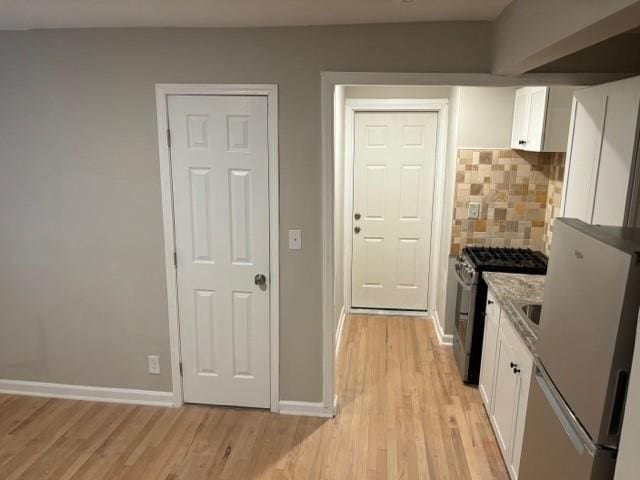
[350,110,438,310]
[342,98,448,314]
[156,84,279,411]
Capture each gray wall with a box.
[0,24,491,401]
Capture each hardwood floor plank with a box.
[0,314,508,479]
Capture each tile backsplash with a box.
[450,149,565,257]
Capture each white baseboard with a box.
[335,306,347,359]
[431,310,453,346]
[279,400,335,418]
[0,379,177,407]
[348,307,429,317]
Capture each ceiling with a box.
[0,0,513,30]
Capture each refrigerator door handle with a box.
[535,368,595,457]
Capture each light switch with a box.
[148,355,160,375]
[468,202,481,219]
[288,229,302,250]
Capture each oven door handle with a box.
[454,267,473,290]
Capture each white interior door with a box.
[169,94,270,408]
[351,111,437,310]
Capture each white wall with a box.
[436,86,517,335]
[435,86,461,337]
[345,85,453,100]
[456,87,516,148]
[333,85,346,334]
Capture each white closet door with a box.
[351,111,437,310]
[169,94,271,408]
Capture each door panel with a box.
[492,326,520,458]
[365,166,386,218]
[511,89,529,149]
[591,89,640,225]
[479,295,500,411]
[526,87,548,151]
[351,111,437,310]
[169,94,270,408]
[562,91,606,222]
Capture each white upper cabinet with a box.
[510,86,574,152]
[561,76,640,227]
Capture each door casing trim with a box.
[155,83,280,411]
[343,98,448,314]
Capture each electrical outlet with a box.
[468,202,481,219]
[148,355,160,375]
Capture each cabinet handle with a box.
[513,367,521,374]
[487,300,494,305]
[510,362,517,368]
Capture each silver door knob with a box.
[254,274,267,287]
[354,226,361,234]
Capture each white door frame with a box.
[155,83,279,411]
[343,98,448,315]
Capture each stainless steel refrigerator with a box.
[519,219,640,480]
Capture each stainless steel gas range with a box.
[453,246,548,384]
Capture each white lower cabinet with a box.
[479,289,534,479]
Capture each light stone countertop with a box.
[482,272,546,354]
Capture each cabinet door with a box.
[479,293,500,410]
[491,327,520,459]
[524,87,548,152]
[510,369,532,479]
[562,76,640,226]
[591,83,640,226]
[562,91,605,223]
[502,319,534,479]
[511,88,530,149]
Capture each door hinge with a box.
[167,129,171,148]
[179,361,183,377]
[173,251,178,268]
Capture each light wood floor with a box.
[0,315,508,479]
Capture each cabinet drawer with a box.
[486,289,501,326]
